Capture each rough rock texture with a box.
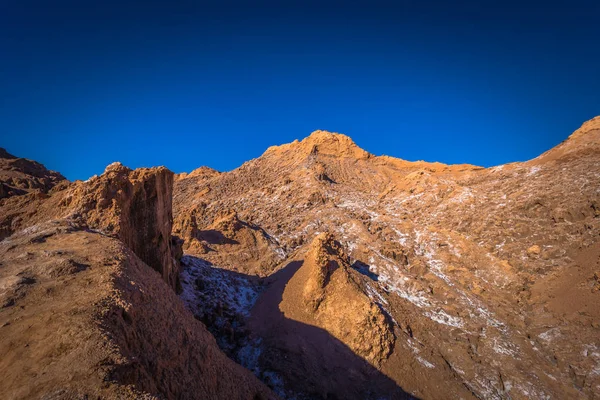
[174,118,600,399]
[0,148,68,240]
[281,233,394,366]
[0,147,66,199]
[61,162,181,290]
[0,156,276,399]
[0,160,181,290]
[2,115,599,400]
[174,205,284,276]
[0,220,275,400]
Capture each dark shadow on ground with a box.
[181,256,416,400]
[196,229,239,245]
[351,260,379,281]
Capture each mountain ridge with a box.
[0,116,599,399]
[171,116,600,399]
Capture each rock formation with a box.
[61,162,181,290]
[0,156,276,399]
[0,147,65,199]
[280,233,394,366]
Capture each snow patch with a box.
[527,166,541,176]
[416,356,435,369]
[424,309,464,329]
[538,328,560,343]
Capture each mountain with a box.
[1,116,599,399]
[173,118,600,399]
[0,147,66,200]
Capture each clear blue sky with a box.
[1,0,599,180]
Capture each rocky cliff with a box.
[1,159,182,291]
[0,155,276,399]
[0,219,275,400]
[61,162,181,290]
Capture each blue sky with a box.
[1,0,599,180]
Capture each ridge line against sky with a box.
[1,0,599,181]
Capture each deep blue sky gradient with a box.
[1,0,599,180]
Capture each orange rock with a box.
[527,245,542,257]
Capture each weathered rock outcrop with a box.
[0,220,275,400]
[281,233,395,366]
[2,115,600,400]
[0,149,69,240]
[0,155,277,399]
[173,205,284,277]
[0,147,65,199]
[264,129,373,160]
[61,162,181,290]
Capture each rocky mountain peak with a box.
[304,129,371,158]
[103,161,130,174]
[0,149,66,199]
[3,115,600,400]
[533,115,600,163]
[0,148,17,159]
[305,129,352,142]
[171,116,600,399]
[568,115,600,140]
[263,129,371,161]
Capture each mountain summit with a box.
[264,129,372,162]
[172,116,600,399]
[1,116,600,400]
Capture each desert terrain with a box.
[1,116,599,399]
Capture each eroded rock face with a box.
[61,162,181,290]
[0,220,275,400]
[173,203,285,277]
[0,156,182,290]
[0,147,66,199]
[0,156,275,399]
[283,233,394,366]
[2,115,599,400]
